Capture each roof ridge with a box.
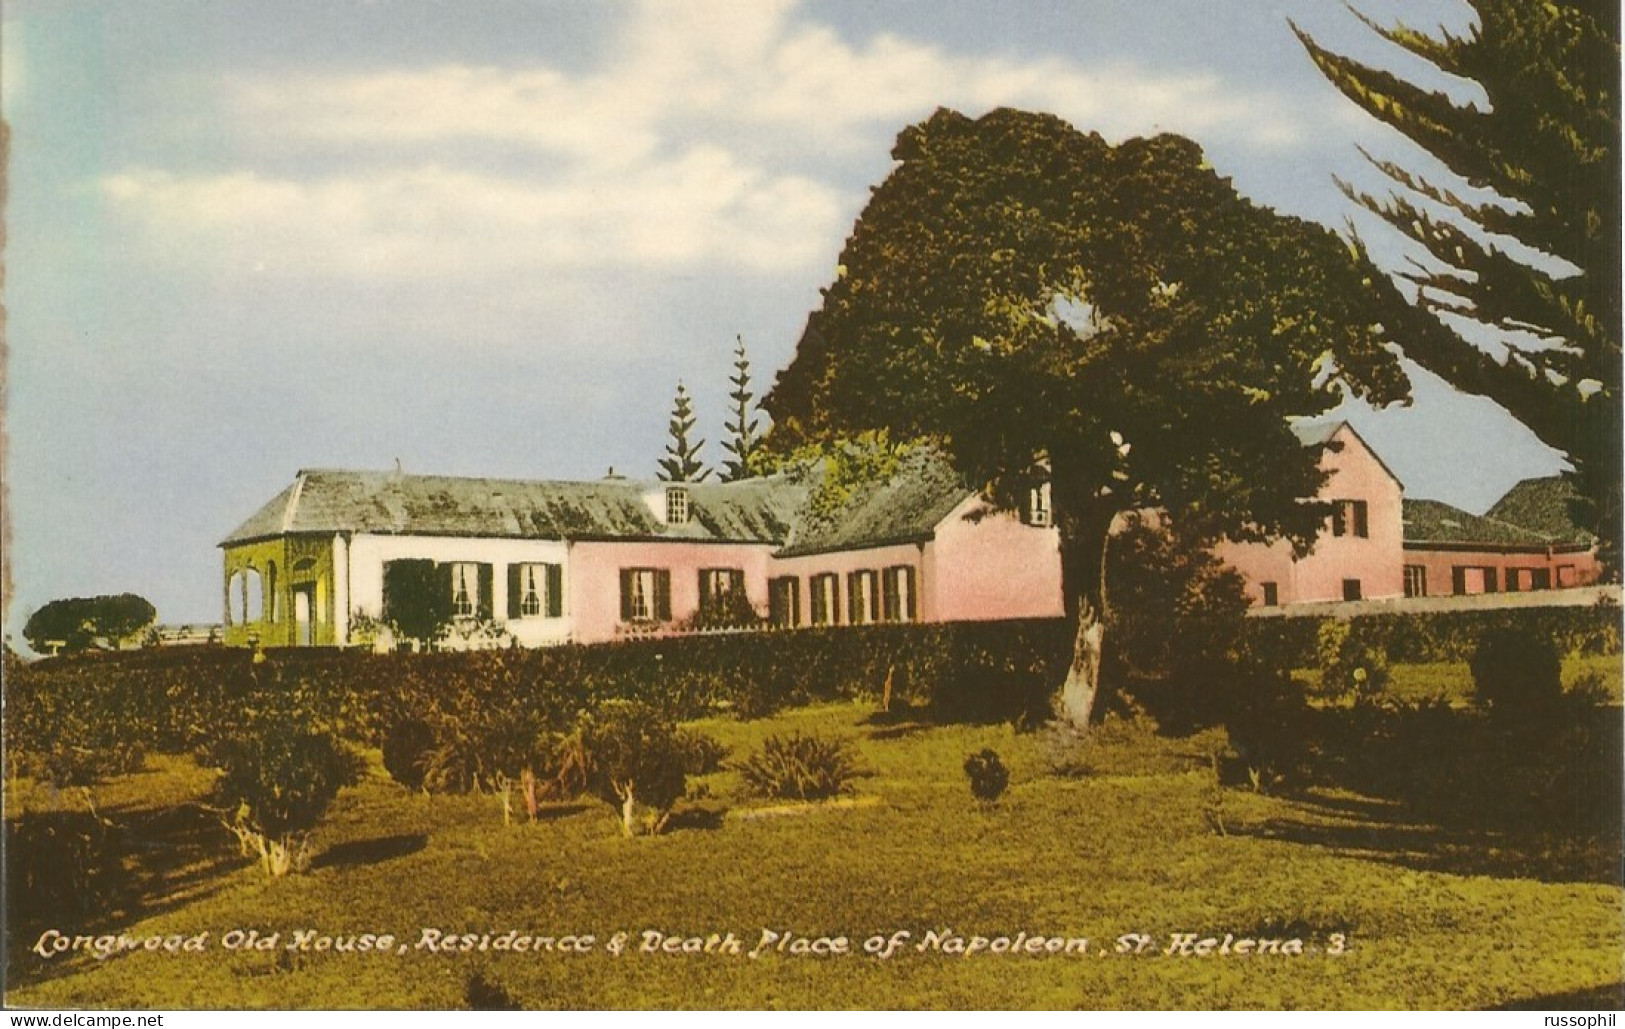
[281,473,306,534]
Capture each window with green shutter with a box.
[621,568,671,623]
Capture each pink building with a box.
[217,451,1063,648]
[1212,421,1406,607]
[1399,479,1602,597]
[218,430,1601,646]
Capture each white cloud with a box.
[102,155,843,279]
[101,0,1323,282]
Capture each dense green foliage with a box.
[1238,600,1621,668]
[738,732,860,801]
[764,106,1409,726]
[1470,626,1565,721]
[1296,1,1622,569]
[381,559,455,649]
[567,700,707,836]
[203,691,364,877]
[22,593,157,654]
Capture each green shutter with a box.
[620,569,634,621]
[698,569,713,609]
[882,569,899,622]
[904,567,917,621]
[847,572,860,624]
[729,569,745,595]
[477,563,494,621]
[507,564,522,620]
[655,569,672,622]
[546,563,563,618]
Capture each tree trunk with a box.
[1054,491,1117,731]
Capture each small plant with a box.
[738,732,859,801]
[570,701,702,837]
[382,718,435,791]
[1315,620,1390,702]
[207,716,364,877]
[963,748,1009,804]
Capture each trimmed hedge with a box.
[1241,601,1621,669]
[5,622,1074,770]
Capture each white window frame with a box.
[666,486,690,525]
[1028,483,1052,527]
[630,568,656,621]
[451,562,478,619]
[519,563,544,617]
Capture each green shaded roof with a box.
[1402,498,1555,547]
[777,448,976,557]
[221,470,808,547]
[1486,476,1595,545]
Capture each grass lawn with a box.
[6,698,1622,1010]
[1310,652,1625,707]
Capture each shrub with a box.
[1314,620,1390,702]
[382,719,436,791]
[206,709,365,877]
[1219,662,1316,787]
[675,729,730,776]
[23,593,156,653]
[1469,627,1563,723]
[569,701,701,837]
[738,732,859,801]
[963,748,1009,803]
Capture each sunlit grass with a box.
[6,697,1621,1010]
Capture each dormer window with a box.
[1025,483,1052,527]
[665,486,690,525]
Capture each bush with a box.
[569,701,703,836]
[205,705,365,877]
[1314,620,1390,702]
[382,719,436,791]
[963,748,1009,804]
[1470,627,1564,724]
[738,732,859,801]
[23,593,156,653]
[1219,661,1316,787]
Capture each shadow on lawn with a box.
[6,793,243,989]
[1492,982,1625,1010]
[1237,790,1622,885]
[309,832,427,870]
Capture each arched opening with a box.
[245,568,264,624]
[227,571,246,626]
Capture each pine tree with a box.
[1295,1,1621,571]
[721,335,763,482]
[657,382,711,482]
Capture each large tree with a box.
[1294,1,1621,570]
[765,108,1408,727]
[23,593,157,653]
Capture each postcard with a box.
[3,0,1620,1013]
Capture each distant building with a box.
[217,450,1064,649]
[1213,422,1405,606]
[1400,478,1602,598]
[218,429,1604,647]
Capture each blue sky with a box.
[2,0,1568,628]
